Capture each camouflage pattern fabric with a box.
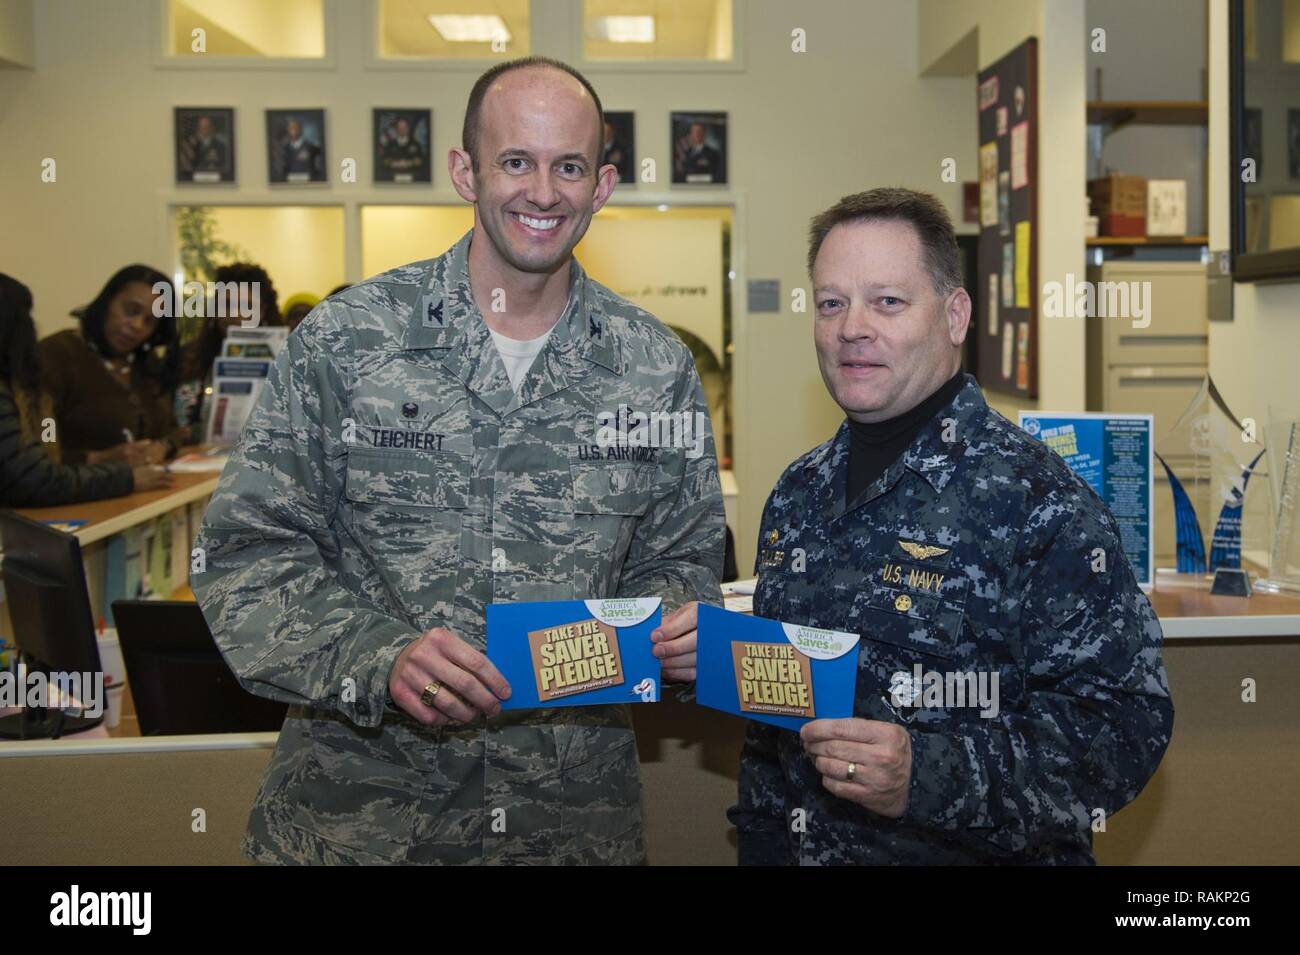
[728,375,1174,864]
[193,231,725,864]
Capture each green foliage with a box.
[176,206,245,284]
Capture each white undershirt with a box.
[490,325,554,391]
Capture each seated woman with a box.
[39,265,183,467]
[0,273,170,507]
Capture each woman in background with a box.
[175,261,281,442]
[39,265,182,466]
[0,273,169,506]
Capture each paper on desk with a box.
[723,594,754,613]
[722,579,757,614]
[168,453,229,473]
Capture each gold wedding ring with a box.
[420,682,442,708]
[846,761,857,782]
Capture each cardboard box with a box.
[1099,213,1145,237]
[1089,175,1148,214]
[1089,175,1147,235]
[1147,179,1187,236]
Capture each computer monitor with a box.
[0,509,105,739]
[111,600,287,735]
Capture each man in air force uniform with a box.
[193,58,723,865]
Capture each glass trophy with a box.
[1154,377,1271,578]
[1257,410,1300,594]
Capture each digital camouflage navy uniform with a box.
[193,231,725,865]
[727,375,1173,864]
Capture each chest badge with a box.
[401,402,418,418]
[898,540,948,560]
[894,594,913,613]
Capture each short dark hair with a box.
[807,188,963,295]
[462,56,604,170]
[0,272,39,395]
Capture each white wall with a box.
[1206,0,1300,423]
[0,0,976,574]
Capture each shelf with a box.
[1087,100,1208,131]
[1087,235,1208,247]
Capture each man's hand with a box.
[650,601,698,683]
[388,627,511,726]
[800,718,912,818]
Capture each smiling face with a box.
[450,66,616,276]
[812,219,969,422]
[102,281,162,357]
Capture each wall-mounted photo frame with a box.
[671,111,727,185]
[602,111,635,184]
[373,108,431,184]
[1230,0,1300,281]
[266,108,327,184]
[175,107,235,184]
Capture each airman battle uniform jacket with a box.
[194,231,725,864]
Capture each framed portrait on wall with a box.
[266,108,326,184]
[602,111,635,184]
[671,111,727,185]
[373,108,431,184]
[175,107,234,184]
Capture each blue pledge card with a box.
[487,598,662,709]
[696,604,860,731]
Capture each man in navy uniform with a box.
[725,187,1173,864]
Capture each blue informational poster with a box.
[486,598,661,709]
[1018,411,1154,586]
[695,604,860,731]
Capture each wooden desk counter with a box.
[14,471,220,546]
[1148,572,1300,639]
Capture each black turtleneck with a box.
[845,370,965,505]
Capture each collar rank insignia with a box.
[588,314,603,340]
[898,540,948,560]
[423,298,444,328]
[767,529,779,545]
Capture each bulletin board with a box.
[976,38,1038,398]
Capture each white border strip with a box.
[1162,614,1300,640]
[0,731,278,759]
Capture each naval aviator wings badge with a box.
[898,540,949,561]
